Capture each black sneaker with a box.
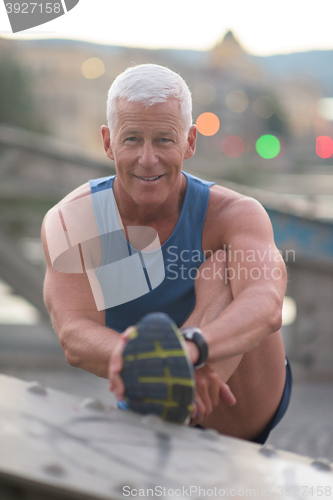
[120,312,195,424]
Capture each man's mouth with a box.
[136,175,164,181]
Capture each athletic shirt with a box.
[89,171,214,332]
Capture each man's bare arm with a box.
[202,197,287,362]
[41,188,121,379]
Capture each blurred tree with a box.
[265,111,289,139]
[0,45,46,132]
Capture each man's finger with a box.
[194,394,205,418]
[190,395,205,425]
[208,375,220,408]
[219,382,236,406]
[109,338,126,375]
[110,348,123,374]
[122,326,136,340]
[109,326,136,400]
[197,376,213,416]
[110,373,125,400]
[109,326,135,377]
[190,401,198,420]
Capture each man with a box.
[42,64,291,443]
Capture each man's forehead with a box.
[119,127,177,137]
[116,98,182,121]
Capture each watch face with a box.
[183,327,202,340]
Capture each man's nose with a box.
[138,142,158,168]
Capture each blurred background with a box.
[0,0,333,464]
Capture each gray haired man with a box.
[42,64,291,443]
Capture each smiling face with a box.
[101,98,196,215]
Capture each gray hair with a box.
[106,64,192,135]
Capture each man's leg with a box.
[183,251,288,441]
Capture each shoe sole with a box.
[120,312,195,424]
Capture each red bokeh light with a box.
[222,135,244,158]
[316,136,333,158]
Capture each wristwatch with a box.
[180,327,208,369]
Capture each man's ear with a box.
[184,125,197,160]
[101,126,115,161]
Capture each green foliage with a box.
[0,53,45,132]
[265,111,289,138]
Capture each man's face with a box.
[102,98,196,209]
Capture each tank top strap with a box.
[89,175,120,238]
[166,171,214,251]
[89,175,115,194]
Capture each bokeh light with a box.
[225,90,248,113]
[256,135,281,159]
[282,297,297,326]
[317,98,333,121]
[196,112,220,136]
[222,135,244,158]
[192,82,216,105]
[316,136,333,158]
[81,58,105,79]
[252,96,276,119]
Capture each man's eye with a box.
[125,137,137,142]
[160,138,171,142]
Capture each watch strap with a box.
[180,327,208,369]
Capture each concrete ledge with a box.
[0,374,332,500]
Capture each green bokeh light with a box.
[256,135,280,159]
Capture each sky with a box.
[1,0,333,56]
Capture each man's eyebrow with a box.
[120,129,177,136]
[120,129,140,136]
[156,130,177,136]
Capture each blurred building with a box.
[0,31,332,174]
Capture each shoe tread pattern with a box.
[121,313,195,423]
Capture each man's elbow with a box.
[58,330,81,368]
[268,262,286,333]
[269,308,283,333]
[268,294,284,333]
[64,351,81,368]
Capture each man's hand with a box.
[189,364,236,426]
[108,326,135,401]
[184,339,236,425]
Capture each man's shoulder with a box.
[41,181,102,271]
[202,183,273,252]
[51,182,92,214]
[41,182,92,244]
[45,174,115,218]
[206,183,269,231]
[208,183,252,214]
